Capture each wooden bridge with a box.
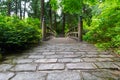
[41,16,83,42]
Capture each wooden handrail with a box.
[65,26,78,40]
[66,16,83,42]
[45,26,56,40]
[67,26,78,33]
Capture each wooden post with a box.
[42,17,46,41]
[78,16,83,42]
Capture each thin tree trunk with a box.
[41,0,44,22]
[19,0,22,19]
[49,0,52,28]
[78,16,83,42]
[54,11,57,31]
[34,0,38,18]
[62,13,66,36]
[23,0,27,18]
[41,0,46,40]
[15,0,18,15]
[7,0,11,16]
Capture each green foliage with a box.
[116,50,120,54]
[84,1,120,53]
[50,0,59,11]
[61,0,83,14]
[83,4,92,26]
[0,15,41,51]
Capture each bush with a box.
[0,15,41,51]
[84,5,120,53]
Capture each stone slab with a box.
[0,72,14,80]
[46,55,63,59]
[0,64,13,72]
[36,50,50,52]
[67,63,96,70]
[28,55,44,59]
[83,58,97,62]
[35,59,57,63]
[82,72,104,80]
[47,71,82,80]
[114,62,120,67]
[56,52,74,55]
[11,72,46,80]
[63,55,81,58]
[13,59,33,64]
[98,55,114,58]
[95,62,120,70]
[96,58,113,62]
[42,52,56,55]
[87,52,99,55]
[10,64,37,71]
[82,55,99,58]
[92,70,120,79]
[38,63,64,70]
[74,52,87,55]
[58,58,83,63]
[112,58,120,62]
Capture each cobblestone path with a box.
[0,37,120,80]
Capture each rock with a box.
[47,71,82,80]
[38,63,64,70]
[0,72,14,80]
[11,72,46,80]
[10,64,37,71]
[67,63,97,70]
[0,64,13,72]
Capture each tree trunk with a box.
[41,0,46,40]
[23,0,27,18]
[34,0,38,18]
[62,13,66,36]
[78,16,83,42]
[19,0,22,19]
[7,0,11,16]
[54,11,57,31]
[41,0,44,22]
[49,0,52,28]
[15,0,18,15]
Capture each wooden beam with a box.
[78,16,83,42]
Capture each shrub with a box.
[84,5,120,53]
[0,15,41,51]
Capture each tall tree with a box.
[41,0,44,21]
[28,0,40,18]
[23,0,27,18]
[7,0,11,16]
[0,0,7,15]
[49,0,52,28]
[19,0,22,19]
[54,11,57,31]
[50,0,58,30]
[41,0,45,40]
[15,0,18,15]
[62,13,65,36]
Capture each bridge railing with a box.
[41,18,56,41]
[65,26,79,40]
[45,26,56,40]
[66,16,83,42]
